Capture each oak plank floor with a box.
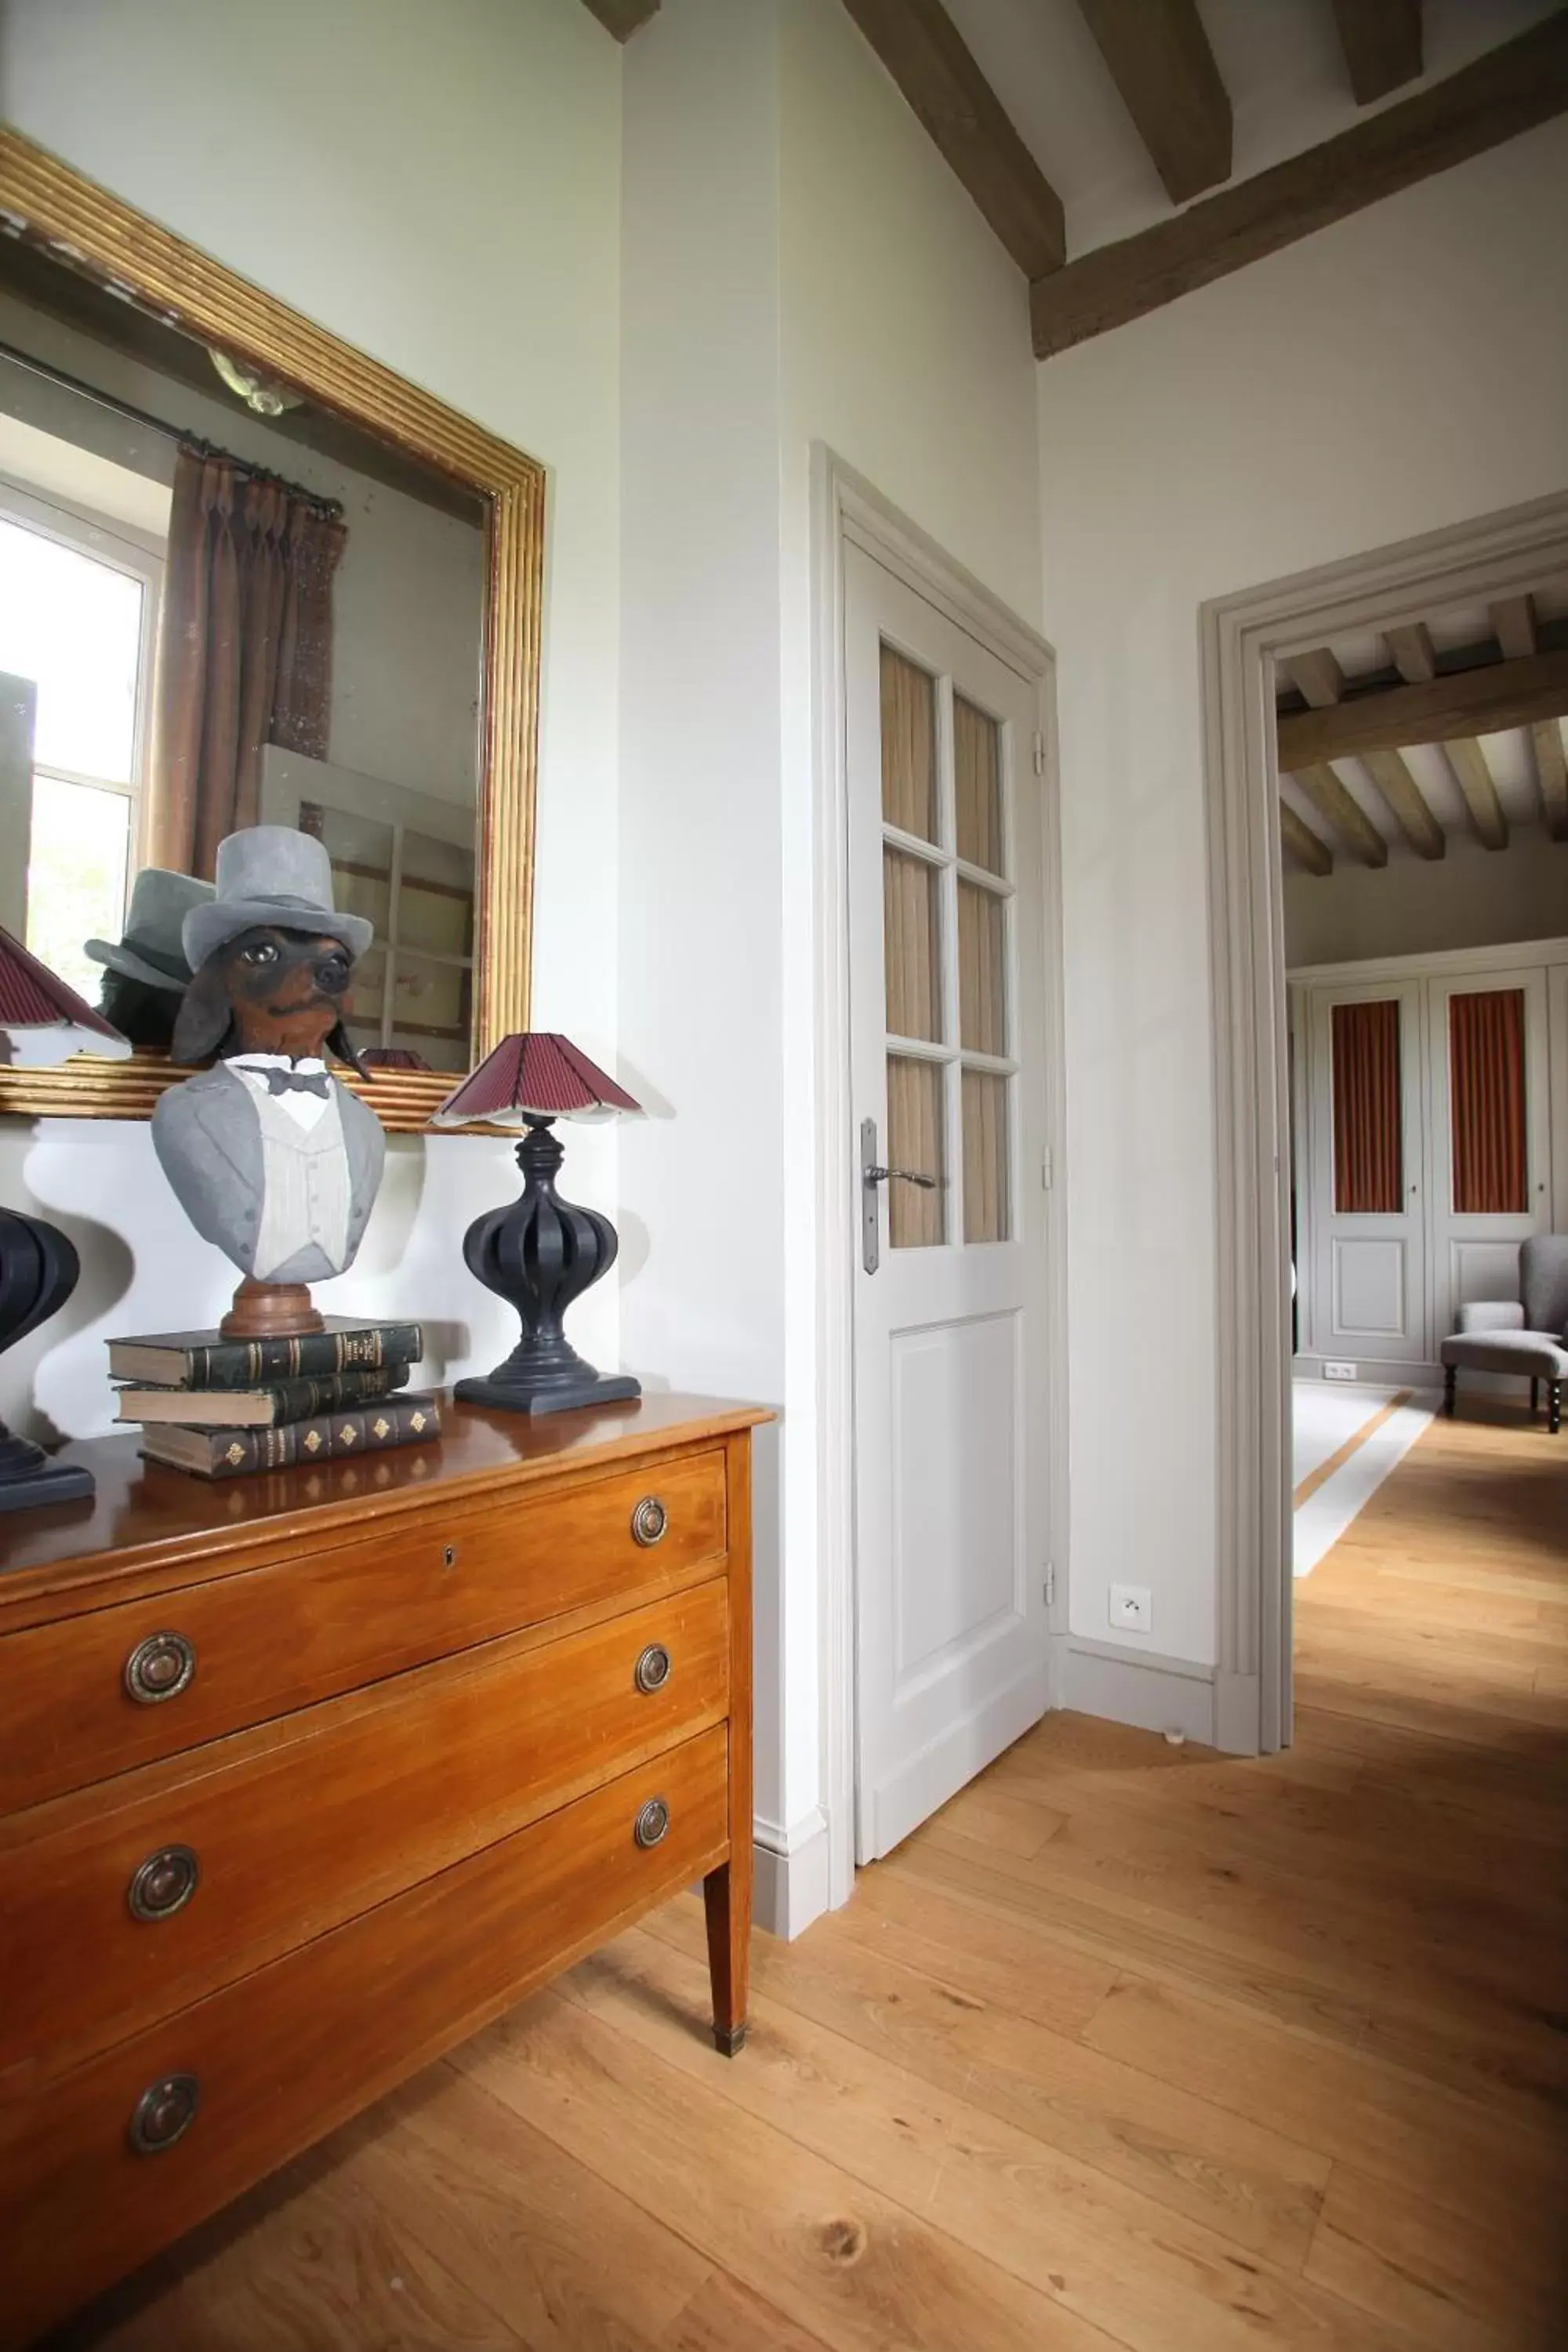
[57,1403,1567,2350]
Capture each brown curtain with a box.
[1450,989,1527,1214]
[1331,1000,1401,1214]
[148,446,345,878]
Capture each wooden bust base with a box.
[220,1279,325,1341]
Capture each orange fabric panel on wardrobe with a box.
[1450,989,1527,1214]
[1330,1000,1402,1214]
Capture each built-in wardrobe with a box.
[1290,938,1568,1381]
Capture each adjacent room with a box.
[0,2,1563,2347]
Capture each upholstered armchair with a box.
[1440,1235,1568,1435]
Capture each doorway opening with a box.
[1203,491,1568,1752]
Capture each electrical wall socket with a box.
[1323,1361,1359,1382]
[1109,1583,1152,1634]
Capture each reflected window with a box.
[0,500,160,996]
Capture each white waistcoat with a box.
[245,1081,352,1279]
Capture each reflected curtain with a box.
[148,445,345,878]
[1331,1000,1401,1214]
[1450,989,1526,1214]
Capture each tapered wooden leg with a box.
[703,1860,750,2056]
[1531,1377,1540,1416]
[1443,1364,1457,1418]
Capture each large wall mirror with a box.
[0,130,543,1131]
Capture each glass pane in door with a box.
[880,644,938,842]
[958,881,1006,1055]
[1330,1000,1401,1213]
[962,1069,1010,1243]
[1450,989,1526,1212]
[884,847,943,1041]
[887,1054,945,1248]
[954,695,1003,873]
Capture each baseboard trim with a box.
[752,1807,831,1941]
[1214,1668,1261,1755]
[1058,1638,1217,1745]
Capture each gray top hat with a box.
[183,825,375,971]
[85,868,216,993]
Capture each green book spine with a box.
[169,1324,423,1389]
[146,1395,442,1478]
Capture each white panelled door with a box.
[1428,969,1552,1336]
[844,541,1051,1864]
[1307,980,1427,1371]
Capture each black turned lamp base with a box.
[0,1447,94,1514]
[456,1367,641,1419]
[458,1116,639,1422]
[0,1213,95,1515]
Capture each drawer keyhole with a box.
[443,1544,459,1570]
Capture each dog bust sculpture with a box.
[151,827,386,1294]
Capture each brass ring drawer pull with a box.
[128,1845,201,1924]
[124,1631,196,1706]
[633,1796,670,1850]
[128,2073,199,2155]
[633,1643,672,1695]
[630,1495,668,1548]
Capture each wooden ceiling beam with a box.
[1276,648,1568,768]
[579,0,659,37]
[1291,764,1388,867]
[1531,719,1568,842]
[1385,622,1437,682]
[1279,800,1333,877]
[1075,0,1232,205]
[1281,648,1347,709]
[1490,594,1537,659]
[1358,748,1446,860]
[1441,739,1508,851]
[840,0,1065,278]
[1031,15,1568,358]
[1330,0,1422,106]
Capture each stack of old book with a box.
[108,1318,441,1478]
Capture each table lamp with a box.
[0,925,131,1511]
[434,1033,643,1416]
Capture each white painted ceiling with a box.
[944,0,1562,259]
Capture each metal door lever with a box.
[865,1165,938,1188]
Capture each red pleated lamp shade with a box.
[432,1033,640,1127]
[0,925,131,1067]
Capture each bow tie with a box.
[259,1068,332,1099]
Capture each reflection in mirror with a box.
[0,234,486,1073]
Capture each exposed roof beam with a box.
[1031,15,1568,358]
[1330,0,1422,105]
[1281,648,1347,708]
[1532,719,1568,841]
[1075,0,1232,205]
[1441,739,1508,851]
[1385,622,1437,682]
[1490,594,1537,659]
[579,0,659,36]
[1279,800,1333,877]
[1358,747,1446,860]
[1276,648,1568,768]
[1291,764,1388,868]
[840,0,1065,278]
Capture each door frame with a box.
[1200,488,1568,1757]
[812,448,1069,1909]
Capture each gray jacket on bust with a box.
[151,1064,385,1285]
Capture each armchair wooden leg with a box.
[1550,1381,1563,1437]
[1531,1377,1540,1417]
[1443,1364,1457,1419]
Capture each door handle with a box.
[862,1116,941,1275]
[866,1165,938,1189]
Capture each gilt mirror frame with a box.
[0,129,541,1134]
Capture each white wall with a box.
[616,0,1043,1867]
[1285,822,1568,967]
[0,312,485,807]
[0,0,622,1436]
[1038,118,1568,1667]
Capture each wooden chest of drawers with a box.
[0,1392,764,2347]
